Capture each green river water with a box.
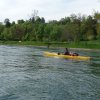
[0,45,100,100]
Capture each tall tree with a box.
[85,15,97,40]
[94,11,100,39]
[4,18,11,28]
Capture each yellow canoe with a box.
[44,51,91,60]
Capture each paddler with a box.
[64,48,79,56]
[64,48,70,55]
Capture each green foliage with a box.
[96,24,100,39]
[0,11,100,45]
[1,28,13,40]
[0,23,4,36]
[4,18,11,28]
[17,19,25,24]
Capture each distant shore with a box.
[0,41,100,51]
[69,48,100,52]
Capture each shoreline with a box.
[69,48,100,52]
[0,44,100,52]
[32,45,100,52]
[0,41,100,52]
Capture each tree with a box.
[50,26,61,41]
[94,11,100,39]
[35,24,45,41]
[0,23,4,40]
[17,19,25,24]
[30,10,38,23]
[35,16,41,23]
[1,28,13,40]
[59,17,71,25]
[4,18,11,28]
[61,23,80,42]
[41,17,45,23]
[85,15,97,40]
[44,24,53,41]
[11,21,15,26]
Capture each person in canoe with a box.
[64,48,79,56]
[64,48,70,55]
[58,48,69,55]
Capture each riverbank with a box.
[0,41,100,51]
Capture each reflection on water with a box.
[0,45,100,100]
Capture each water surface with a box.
[0,45,100,100]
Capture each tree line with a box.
[0,11,100,42]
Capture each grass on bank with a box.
[0,40,100,50]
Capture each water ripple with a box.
[0,45,100,100]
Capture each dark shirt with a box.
[64,51,70,55]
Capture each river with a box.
[0,45,100,100]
